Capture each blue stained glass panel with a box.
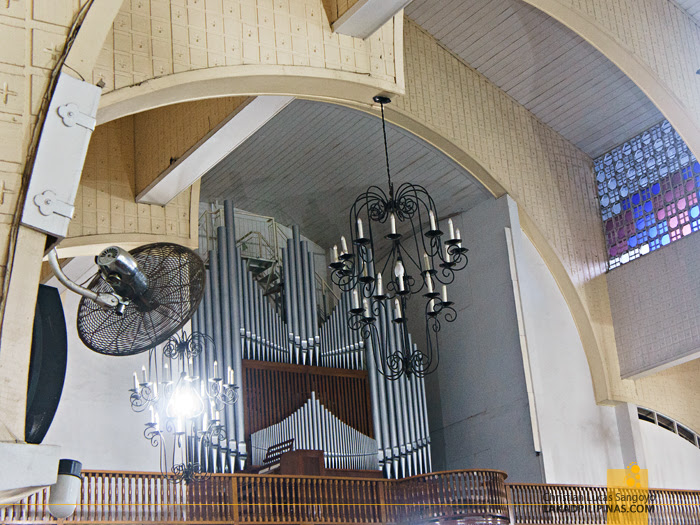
[596,120,698,269]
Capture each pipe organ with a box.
[251,392,379,471]
[192,200,431,478]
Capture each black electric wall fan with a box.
[49,243,205,355]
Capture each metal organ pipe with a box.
[224,203,247,470]
[282,246,293,362]
[216,227,235,471]
[194,199,431,477]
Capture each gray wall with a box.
[43,258,159,471]
[608,232,700,378]
[407,196,544,482]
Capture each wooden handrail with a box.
[3,470,699,524]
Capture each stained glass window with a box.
[595,120,698,269]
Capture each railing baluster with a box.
[3,469,700,525]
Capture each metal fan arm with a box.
[48,249,120,309]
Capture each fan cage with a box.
[77,243,206,356]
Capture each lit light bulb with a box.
[394,260,405,292]
[429,210,437,231]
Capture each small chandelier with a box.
[128,330,239,483]
[329,96,468,380]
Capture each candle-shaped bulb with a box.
[340,236,348,254]
[445,244,451,263]
[352,289,360,310]
[213,360,218,379]
[149,406,155,424]
[441,284,448,303]
[188,357,193,377]
[332,245,339,263]
[455,228,462,247]
[376,273,383,296]
[394,260,405,291]
[448,218,455,240]
[228,366,234,385]
[429,210,437,231]
[141,366,147,384]
[423,252,431,272]
[390,213,397,235]
[154,412,160,429]
[394,298,402,319]
[429,298,436,313]
[177,416,184,434]
[133,372,139,390]
[426,274,434,294]
[357,218,364,239]
[164,363,170,382]
[215,410,221,422]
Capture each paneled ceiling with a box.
[200,100,491,249]
[675,0,700,24]
[406,0,664,158]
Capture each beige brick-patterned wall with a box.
[0,0,90,442]
[63,115,197,252]
[93,0,399,95]
[0,0,86,290]
[394,20,700,432]
[134,96,250,194]
[609,232,700,378]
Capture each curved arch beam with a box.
[97,66,401,125]
[521,0,700,160]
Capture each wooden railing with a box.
[3,470,700,524]
[507,483,700,524]
[0,469,509,524]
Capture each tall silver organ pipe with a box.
[193,199,431,477]
[251,392,379,471]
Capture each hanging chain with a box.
[380,102,394,200]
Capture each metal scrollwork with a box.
[328,96,469,380]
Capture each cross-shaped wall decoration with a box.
[0,82,17,105]
[43,44,62,61]
[0,179,16,206]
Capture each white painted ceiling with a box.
[406,0,664,158]
[200,100,491,249]
[675,0,700,24]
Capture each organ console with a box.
[192,201,432,479]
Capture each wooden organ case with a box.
[191,201,431,479]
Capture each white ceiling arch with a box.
[406,0,664,158]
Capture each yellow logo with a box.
[606,463,651,524]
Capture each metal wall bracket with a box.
[33,190,75,218]
[21,72,101,239]
[57,103,96,131]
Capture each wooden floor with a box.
[2,469,699,524]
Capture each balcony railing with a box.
[2,469,699,524]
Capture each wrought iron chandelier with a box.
[128,330,239,484]
[329,96,468,380]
